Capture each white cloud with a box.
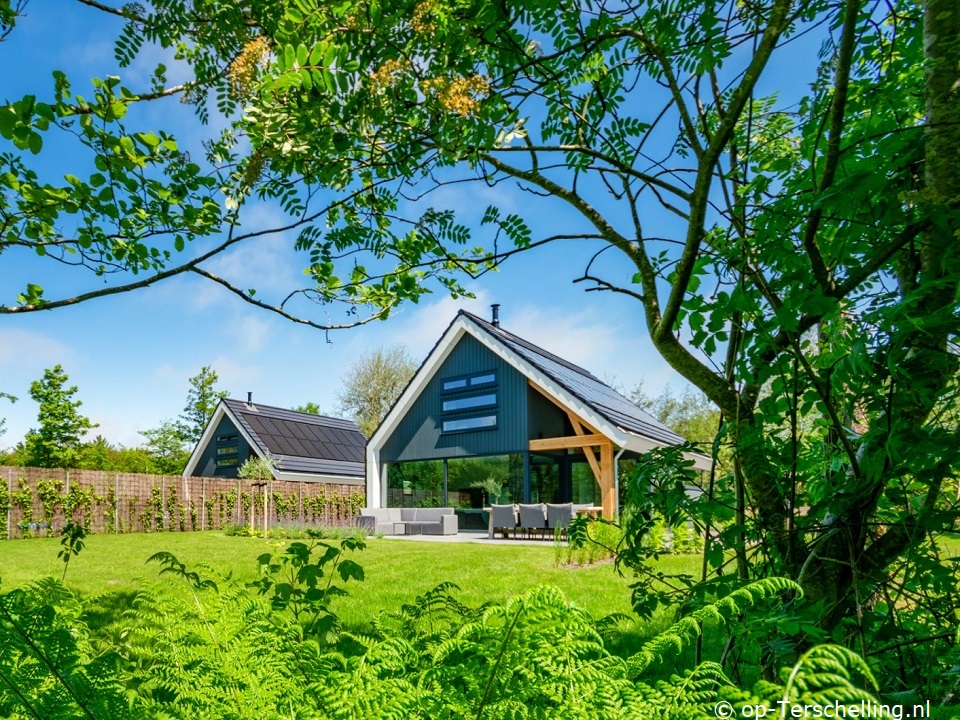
[239,315,271,353]
[85,411,143,448]
[205,355,263,394]
[0,328,73,368]
[153,357,261,396]
[378,288,492,356]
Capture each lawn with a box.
[0,531,702,635]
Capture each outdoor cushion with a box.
[401,507,454,523]
[518,503,547,529]
[423,514,458,535]
[359,508,402,523]
[490,504,517,529]
[359,507,403,535]
[546,503,574,529]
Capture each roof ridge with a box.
[221,397,356,427]
[460,310,600,381]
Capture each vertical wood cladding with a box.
[189,415,252,479]
[382,333,529,461]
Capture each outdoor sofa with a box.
[358,507,458,536]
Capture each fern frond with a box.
[627,577,801,677]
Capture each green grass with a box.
[0,532,701,636]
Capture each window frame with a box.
[440,370,498,394]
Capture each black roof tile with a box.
[222,398,366,478]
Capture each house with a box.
[183,397,366,485]
[366,308,711,528]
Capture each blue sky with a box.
[0,2,823,450]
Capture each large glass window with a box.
[529,453,562,504]
[447,455,524,509]
[570,460,601,505]
[386,460,445,507]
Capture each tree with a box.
[4,0,959,689]
[629,384,720,447]
[225,0,955,688]
[292,402,340,417]
[0,391,15,440]
[24,365,96,468]
[337,345,416,437]
[139,420,191,474]
[179,366,228,444]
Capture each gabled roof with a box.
[368,310,712,470]
[184,399,366,481]
[461,311,687,447]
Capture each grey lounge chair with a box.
[518,503,547,540]
[546,503,574,538]
[490,504,518,539]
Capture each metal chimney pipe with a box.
[491,303,500,328]
[247,391,253,404]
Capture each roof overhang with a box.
[275,470,364,485]
[368,314,714,471]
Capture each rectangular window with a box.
[442,393,496,413]
[216,457,238,468]
[217,445,238,456]
[442,415,497,433]
[441,371,497,393]
[386,459,444,508]
[447,454,524,509]
[217,433,237,443]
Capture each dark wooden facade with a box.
[382,334,529,461]
[189,415,253,479]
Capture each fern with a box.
[0,579,129,720]
[627,577,802,677]
[0,562,892,720]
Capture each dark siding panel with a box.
[191,415,252,479]
[527,385,570,439]
[382,334,528,461]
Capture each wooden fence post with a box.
[114,474,119,534]
[298,482,303,522]
[201,477,206,530]
[6,469,11,540]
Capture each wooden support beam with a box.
[600,442,615,519]
[529,434,607,451]
[528,380,616,518]
[567,411,602,484]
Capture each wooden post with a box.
[6,469,11,540]
[263,480,269,536]
[298,482,303,522]
[599,442,615,519]
[201,477,206,531]
[65,469,70,493]
[114,474,119,534]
